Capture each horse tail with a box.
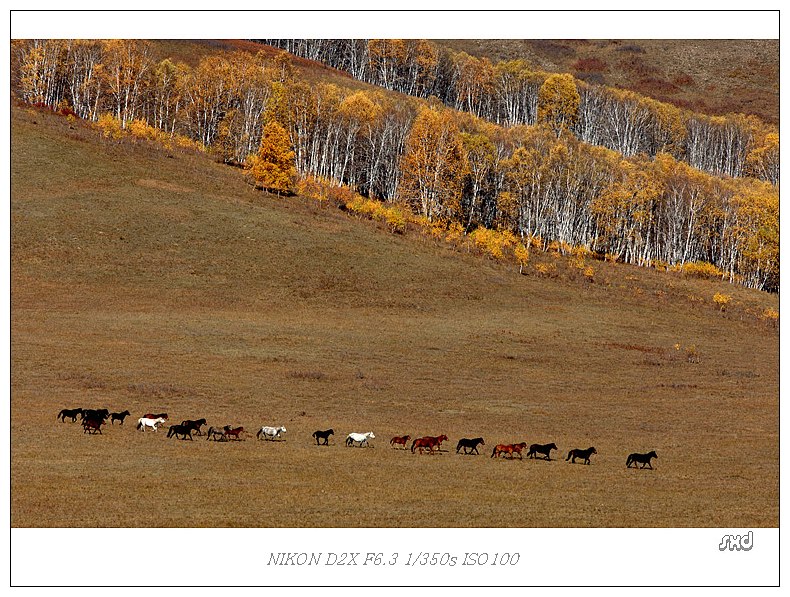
[256,428,262,440]
[57,411,63,421]
[491,447,496,458]
[410,439,417,453]
[566,450,572,461]
[136,421,142,431]
[207,427,214,440]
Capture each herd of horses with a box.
[57,406,659,469]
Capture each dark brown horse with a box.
[82,418,104,435]
[180,419,207,436]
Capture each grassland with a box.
[11,105,778,527]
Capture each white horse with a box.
[256,425,287,441]
[346,431,375,447]
[136,416,166,432]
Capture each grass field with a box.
[10,105,778,527]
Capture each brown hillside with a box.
[439,39,779,124]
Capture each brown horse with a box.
[82,418,104,435]
[410,434,448,455]
[143,412,168,420]
[390,435,411,449]
[224,426,245,441]
[491,442,527,459]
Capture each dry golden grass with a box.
[11,105,778,527]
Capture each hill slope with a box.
[439,39,779,124]
[11,105,777,527]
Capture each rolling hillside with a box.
[11,104,778,527]
[439,39,779,124]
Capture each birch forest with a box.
[12,39,779,291]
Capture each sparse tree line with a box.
[263,39,778,185]
[12,39,778,291]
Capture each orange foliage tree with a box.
[246,120,296,196]
[399,107,467,221]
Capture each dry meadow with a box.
[11,105,778,527]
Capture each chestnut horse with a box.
[143,412,168,421]
[390,435,411,449]
[491,442,527,459]
[224,426,245,441]
[410,434,448,455]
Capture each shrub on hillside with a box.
[713,292,732,312]
[673,261,724,280]
[572,57,608,72]
[96,113,123,139]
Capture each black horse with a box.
[180,419,207,436]
[167,424,194,440]
[527,442,558,460]
[81,408,109,422]
[626,450,658,469]
[566,446,597,465]
[110,410,131,425]
[456,437,485,455]
[58,408,83,422]
[312,429,334,445]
